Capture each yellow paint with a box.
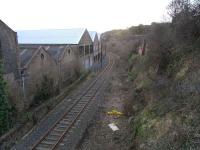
[107,109,123,116]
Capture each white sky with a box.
[0,0,171,33]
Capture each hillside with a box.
[101,1,200,149]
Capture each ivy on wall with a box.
[0,61,11,135]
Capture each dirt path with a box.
[77,60,131,150]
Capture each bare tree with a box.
[168,0,200,43]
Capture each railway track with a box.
[30,55,114,150]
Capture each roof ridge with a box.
[16,28,86,32]
[17,28,87,44]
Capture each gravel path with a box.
[76,64,132,150]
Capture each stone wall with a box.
[19,44,82,108]
[59,47,78,88]
[0,21,96,111]
[3,73,24,111]
[0,20,19,78]
[0,20,23,111]
[23,48,58,108]
[79,30,93,45]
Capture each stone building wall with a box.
[22,48,58,108]
[19,44,82,108]
[59,46,78,87]
[79,30,93,45]
[0,20,19,78]
[0,22,96,110]
[0,20,23,111]
[79,30,93,70]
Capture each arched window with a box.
[41,53,44,60]
[68,49,71,55]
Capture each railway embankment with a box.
[77,52,132,150]
[79,16,200,149]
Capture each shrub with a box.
[168,0,200,44]
[33,75,54,105]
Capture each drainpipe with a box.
[22,75,25,97]
[21,69,26,98]
[84,44,85,69]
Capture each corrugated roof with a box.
[17,28,86,44]
[89,31,97,41]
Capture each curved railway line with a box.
[29,55,114,150]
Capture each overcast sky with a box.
[0,0,171,33]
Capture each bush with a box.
[168,0,200,44]
[129,24,150,35]
[33,75,55,105]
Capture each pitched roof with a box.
[89,31,97,41]
[20,47,38,67]
[0,20,15,33]
[17,28,86,44]
[46,45,66,61]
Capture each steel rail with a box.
[51,58,114,149]
[31,56,113,150]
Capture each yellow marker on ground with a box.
[107,109,123,116]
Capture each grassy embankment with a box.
[103,8,200,148]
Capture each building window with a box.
[21,70,24,76]
[85,45,89,55]
[41,53,44,60]
[90,45,93,53]
[68,49,71,55]
[79,46,84,56]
